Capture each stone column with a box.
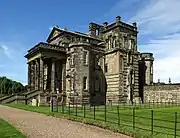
[39,58,44,91]
[34,60,36,90]
[31,61,35,90]
[61,60,66,94]
[61,60,66,105]
[103,56,105,71]
[28,62,32,91]
[34,59,39,90]
[51,59,55,93]
[37,59,40,90]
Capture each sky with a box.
[0,0,179,85]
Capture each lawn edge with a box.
[5,104,153,138]
[0,118,26,138]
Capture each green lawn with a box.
[0,119,26,138]
[6,104,180,138]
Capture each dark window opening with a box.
[105,64,108,73]
[46,97,50,103]
[83,77,87,90]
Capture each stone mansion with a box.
[25,16,154,105]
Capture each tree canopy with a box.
[0,76,27,95]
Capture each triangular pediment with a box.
[46,27,62,43]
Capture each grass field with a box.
[0,119,26,138]
[6,104,180,138]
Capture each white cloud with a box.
[0,45,13,59]
[140,33,180,83]
[130,0,180,36]
[130,0,180,83]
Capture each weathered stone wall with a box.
[102,18,139,103]
[144,84,180,103]
[105,51,119,103]
[66,44,89,104]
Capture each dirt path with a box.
[0,105,131,138]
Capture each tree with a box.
[0,76,27,95]
[8,88,12,94]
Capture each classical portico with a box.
[25,42,66,104]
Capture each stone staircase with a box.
[0,90,40,104]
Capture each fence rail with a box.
[51,101,180,138]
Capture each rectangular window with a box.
[120,55,124,71]
[151,66,153,74]
[105,64,108,73]
[112,36,116,48]
[71,78,74,92]
[67,57,70,69]
[83,77,87,90]
[83,51,88,65]
[127,53,129,64]
[128,39,132,49]
[127,53,131,64]
[71,54,75,65]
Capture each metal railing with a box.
[51,101,180,138]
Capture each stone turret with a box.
[141,53,154,85]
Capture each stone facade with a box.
[144,84,180,103]
[25,16,153,105]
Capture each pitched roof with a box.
[46,26,103,43]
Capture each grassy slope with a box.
[0,119,26,138]
[5,104,180,138]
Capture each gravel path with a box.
[0,105,131,138]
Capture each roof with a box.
[46,26,103,43]
[102,21,138,33]
[25,42,66,58]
